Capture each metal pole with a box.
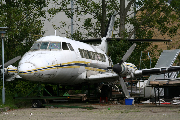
[154,87,156,105]
[148,52,151,68]
[2,37,5,104]
[0,27,8,105]
[158,87,160,105]
[139,51,142,70]
[71,0,73,39]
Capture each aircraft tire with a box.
[32,100,43,108]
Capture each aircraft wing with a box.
[136,49,180,98]
[135,49,180,77]
[85,72,119,83]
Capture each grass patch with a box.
[0,93,31,110]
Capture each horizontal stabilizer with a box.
[140,66,180,76]
[79,38,171,43]
[141,68,161,75]
[123,39,172,42]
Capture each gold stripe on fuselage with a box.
[18,61,105,74]
[61,61,90,65]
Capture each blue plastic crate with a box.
[125,98,134,105]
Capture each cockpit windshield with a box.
[31,42,41,50]
[31,42,61,50]
[48,42,61,49]
[40,42,49,49]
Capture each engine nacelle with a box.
[8,65,18,74]
[0,65,18,81]
[0,68,8,76]
[120,62,137,79]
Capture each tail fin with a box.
[100,11,116,54]
[104,11,116,38]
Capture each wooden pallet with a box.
[149,80,180,86]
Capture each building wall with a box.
[42,0,135,39]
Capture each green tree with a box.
[48,0,180,68]
[0,0,48,62]
[0,0,48,96]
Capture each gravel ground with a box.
[1,103,180,120]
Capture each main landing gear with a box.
[14,82,120,108]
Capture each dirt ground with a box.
[1,103,180,120]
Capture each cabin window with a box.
[84,50,89,59]
[78,48,106,62]
[81,49,85,58]
[100,54,104,62]
[31,42,41,50]
[94,52,98,60]
[40,42,49,49]
[102,54,106,62]
[79,48,83,58]
[97,53,102,61]
[88,51,92,59]
[48,42,61,49]
[91,52,96,60]
[67,43,74,51]
[62,42,69,50]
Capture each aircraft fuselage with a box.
[18,36,111,85]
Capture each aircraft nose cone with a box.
[18,63,36,73]
[18,63,36,80]
[113,64,122,74]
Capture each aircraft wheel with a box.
[32,100,43,108]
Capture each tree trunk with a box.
[5,0,13,61]
[119,0,125,38]
[101,0,106,37]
